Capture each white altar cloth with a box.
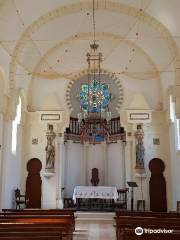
[73,186,118,203]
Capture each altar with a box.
[73,186,118,202]
[73,186,119,211]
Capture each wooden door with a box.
[26,158,42,208]
[149,158,167,212]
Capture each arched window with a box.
[169,95,175,123]
[12,96,21,154]
[169,95,180,150]
[177,119,180,151]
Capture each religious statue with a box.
[135,125,145,169]
[45,124,56,170]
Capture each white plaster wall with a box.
[60,141,66,199]
[122,76,162,110]
[23,112,57,208]
[0,113,3,208]
[132,111,172,210]
[65,142,83,197]
[31,78,68,111]
[1,121,15,208]
[160,70,175,109]
[23,111,68,208]
[87,144,105,186]
[169,121,180,210]
[107,141,124,188]
[42,177,56,208]
[171,154,180,209]
[62,141,126,197]
[1,121,23,209]
[21,110,174,211]
[30,74,162,114]
[22,111,173,211]
[0,70,26,208]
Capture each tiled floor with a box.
[73,222,116,240]
[73,212,116,240]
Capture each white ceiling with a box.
[0,0,179,83]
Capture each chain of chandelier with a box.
[77,0,112,144]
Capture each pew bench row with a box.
[115,211,180,240]
[0,209,76,240]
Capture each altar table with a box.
[73,186,118,203]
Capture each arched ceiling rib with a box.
[31,32,159,80]
[0,0,179,94]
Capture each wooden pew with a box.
[121,228,180,240]
[116,210,180,217]
[1,208,76,215]
[1,209,76,229]
[115,211,180,240]
[0,221,73,239]
[0,231,62,240]
[0,210,75,240]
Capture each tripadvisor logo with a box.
[135,227,173,235]
[135,227,144,235]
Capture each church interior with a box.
[0,0,180,239]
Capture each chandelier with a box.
[77,0,112,144]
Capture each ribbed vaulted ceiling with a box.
[0,0,179,85]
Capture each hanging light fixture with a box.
[77,0,112,144]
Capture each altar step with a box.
[75,211,115,223]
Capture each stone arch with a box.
[9,0,180,105]
[28,31,159,110]
[31,32,159,80]
[65,68,124,113]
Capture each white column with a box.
[1,119,14,208]
[60,142,65,198]
[85,144,89,186]
[81,144,88,185]
[102,142,108,185]
[125,140,133,183]
[132,124,137,179]
[42,124,57,208]
[56,138,64,209]
[124,139,133,210]
[16,124,23,190]
[121,141,126,188]
[0,112,4,209]
[19,114,27,194]
[64,142,68,197]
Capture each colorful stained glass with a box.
[80,80,111,113]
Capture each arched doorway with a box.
[26,158,42,208]
[149,158,167,212]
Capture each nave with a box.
[1,0,180,239]
[1,208,180,239]
[73,212,115,240]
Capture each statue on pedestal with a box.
[45,124,56,170]
[135,124,145,169]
